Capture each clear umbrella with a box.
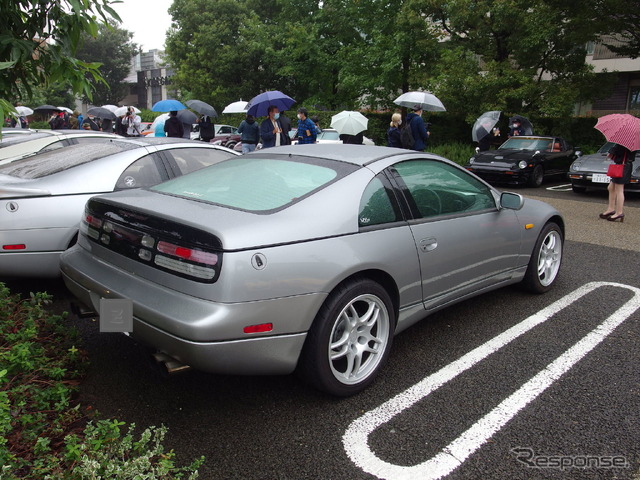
[222,100,248,114]
[393,91,446,112]
[114,106,141,117]
[472,111,501,142]
[330,111,369,135]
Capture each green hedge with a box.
[0,284,203,479]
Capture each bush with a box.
[0,284,203,479]
[28,121,50,130]
[427,142,476,166]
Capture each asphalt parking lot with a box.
[5,180,640,480]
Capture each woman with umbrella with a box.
[595,113,640,223]
[600,144,634,222]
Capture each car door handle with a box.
[420,238,438,252]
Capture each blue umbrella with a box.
[152,99,187,112]
[246,90,295,117]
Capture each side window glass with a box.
[116,154,164,189]
[39,141,66,153]
[393,160,495,219]
[165,147,234,175]
[359,175,400,227]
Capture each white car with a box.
[0,129,121,165]
[289,128,375,145]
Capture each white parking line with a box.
[343,282,640,480]
[546,183,573,191]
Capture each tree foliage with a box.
[165,0,631,117]
[75,20,139,105]
[0,0,120,127]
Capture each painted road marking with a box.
[546,183,573,192]
[343,282,640,480]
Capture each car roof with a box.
[247,144,406,166]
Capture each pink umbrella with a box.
[594,114,640,152]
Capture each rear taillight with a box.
[80,206,222,282]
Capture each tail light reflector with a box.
[157,241,218,266]
[3,244,26,250]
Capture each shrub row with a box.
[0,284,203,479]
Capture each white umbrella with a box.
[222,100,248,114]
[393,91,446,112]
[14,106,33,116]
[101,104,119,113]
[114,106,141,116]
[57,106,74,114]
[330,111,369,136]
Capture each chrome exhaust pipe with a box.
[152,352,192,375]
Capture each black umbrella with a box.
[87,106,117,120]
[509,115,534,136]
[186,99,218,117]
[33,105,62,114]
[177,109,198,125]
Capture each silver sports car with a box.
[568,142,639,193]
[61,145,564,396]
[1,137,238,277]
[0,129,121,164]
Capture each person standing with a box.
[101,117,113,133]
[387,113,402,148]
[260,106,286,148]
[311,115,322,135]
[125,108,142,137]
[164,110,184,138]
[279,111,292,145]
[405,105,429,151]
[509,119,525,137]
[600,144,634,222]
[238,114,260,153]
[198,115,215,142]
[294,107,317,144]
[340,132,364,144]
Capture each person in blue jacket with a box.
[405,105,429,151]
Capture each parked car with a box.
[191,124,239,143]
[1,128,34,137]
[0,138,238,277]
[61,144,564,396]
[568,142,639,193]
[465,136,578,187]
[0,129,121,165]
[288,128,375,145]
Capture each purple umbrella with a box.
[246,91,295,117]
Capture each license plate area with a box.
[592,173,611,184]
[99,298,133,332]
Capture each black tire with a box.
[521,222,563,293]
[528,164,544,187]
[298,277,395,396]
[226,142,237,150]
[571,184,587,194]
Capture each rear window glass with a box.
[151,155,357,212]
[0,141,137,179]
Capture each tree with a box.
[0,0,120,125]
[76,20,139,105]
[599,0,640,58]
[419,0,608,118]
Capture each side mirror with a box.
[575,150,582,157]
[500,192,524,210]
[533,150,540,156]
[475,146,480,154]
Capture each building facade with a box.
[576,36,640,116]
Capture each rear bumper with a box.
[568,173,640,191]
[60,246,325,375]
